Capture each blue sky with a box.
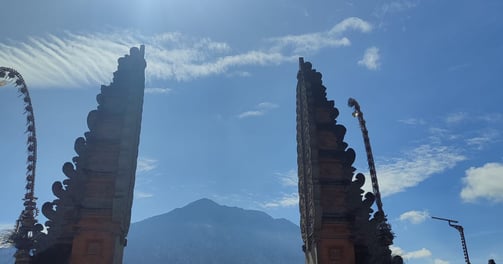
[1,0,502,263]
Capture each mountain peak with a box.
[124,199,303,264]
[185,198,220,207]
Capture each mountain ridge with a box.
[124,198,303,263]
[0,199,304,264]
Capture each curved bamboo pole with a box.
[1,67,40,261]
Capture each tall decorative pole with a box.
[348,98,394,249]
[0,67,42,264]
[432,216,471,264]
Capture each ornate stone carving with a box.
[33,46,146,263]
[296,58,398,263]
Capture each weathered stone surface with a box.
[296,58,396,264]
[34,46,146,264]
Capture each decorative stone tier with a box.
[33,46,146,264]
[296,58,397,264]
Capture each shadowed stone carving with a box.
[296,58,398,264]
[33,46,146,264]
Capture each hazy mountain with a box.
[123,198,304,264]
[0,199,304,263]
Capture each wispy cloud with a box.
[460,162,503,203]
[0,17,372,88]
[399,210,430,224]
[134,190,154,199]
[465,129,499,150]
[134,157,158,199]
[428,127,460,143]
[390,245,432,260]
[274,169,297,187]
[0,32,288,87]
[145,87,172,94]
[270,17,371,53]
[445,112,467,124]
[261,169,299,208]
[398,118,426,125]
[432,112,501,148]
[262,192,299,208]
[238,102,279,119]
[478,112,503,123]
[329,17,373,34]
[368,144,465,197]
[358,47,380,70]
[225,71,251,78]
[0,32,132,88]
[444,112,503,125]
[434,259,450,264]
[374,0,420,18]
[136,157,158,173]
[384,112,501,200]
[150,50,289,81]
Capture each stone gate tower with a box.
[296,58,397,264]
[31,46,147,264]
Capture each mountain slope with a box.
[123,198,304,264]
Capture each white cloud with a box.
[0,32,290,88]
[270,34,350,53]
[0,33,131,88]
[445,112,467,124]
[238,102,279,119]
[270,17,371,53]
[390,245,432,260]
[134,158,157,199]
[329,17,373,34]
[405,248,432,259]
[262,192,299,208]
[257,102,279,110]
[136,157,158,173]
[428,127,450,137]
[238,110,264,118]
[466,136,491,149]
[434,259,450,264]
[427,127,460,143]
[226,71,251,77]
[275,169,297,187]
[465,130,499,150]
[262,169,299,208]
[399,210,429,224]
[374,0,419,18]
[398,118,426,125]
[0,17,372,88]
[358,47,380,70]
[368,144,465,197]
[134,190,154,199]
[150,50,289,81]
[428,113,500,148]
[478,112,503,123]
[461,162,503,203]
[145,87,172,94]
